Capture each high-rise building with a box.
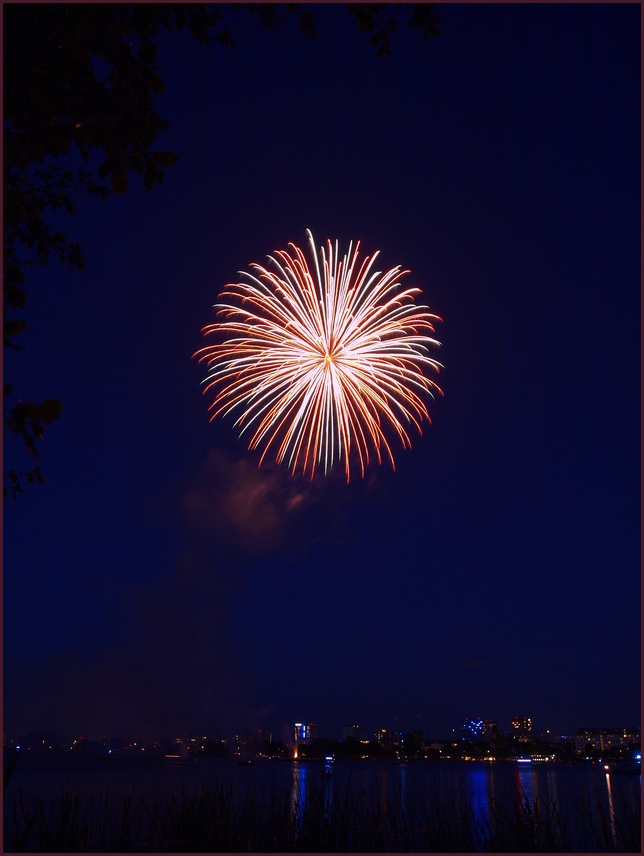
[375,728,402,746]
[294,723,317,744]
[342,724,366,741]
[511,716,532,736]
[463,718,483,738]
[462,719,497,741]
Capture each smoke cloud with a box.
[5,448,381,740]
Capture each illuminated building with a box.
[293,722,318,759]
[375,728,403,746]
[511,716,532,736]
[553,735,593,754]
[463,718,483,738]
[462,718,497,741]
[294,723,317,744]
[552,730,640,756]
[577,727,640,751]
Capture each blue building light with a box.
[463,718,485,737]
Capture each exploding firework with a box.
[195,230,443,481]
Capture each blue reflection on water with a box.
[467,768,491,850]
[290,763,307,829]
[323,757,334,817]
[6,755,641,852]
[469,768,489,823]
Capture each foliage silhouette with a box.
[3,3,440,497]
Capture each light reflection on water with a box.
[467,768,490,849]
[7,755,640,842]
[288,757,337,825]
[514,765,538,814]
[289,762,307,829]
[605,772,618,849]
[257,760,639,853]
[323,756,334,817]
[468,769,489,820]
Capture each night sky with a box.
[4,3,640,744]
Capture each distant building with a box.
[463,718,483,739]
[550,728,640,756]
[463,719,497,741]
[553,735,591,754]
[294,723,317,744]
[342,724,366,741]
[375,728,402,746]
[577,728,640,751]
[511,716,532,736]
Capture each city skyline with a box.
[4,723,640,770]
[6,716,641,750]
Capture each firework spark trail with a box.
[195,230,443,482]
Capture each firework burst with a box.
[195,230,443,481]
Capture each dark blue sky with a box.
[4,3,640,743]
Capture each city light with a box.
[4,723,639,767]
